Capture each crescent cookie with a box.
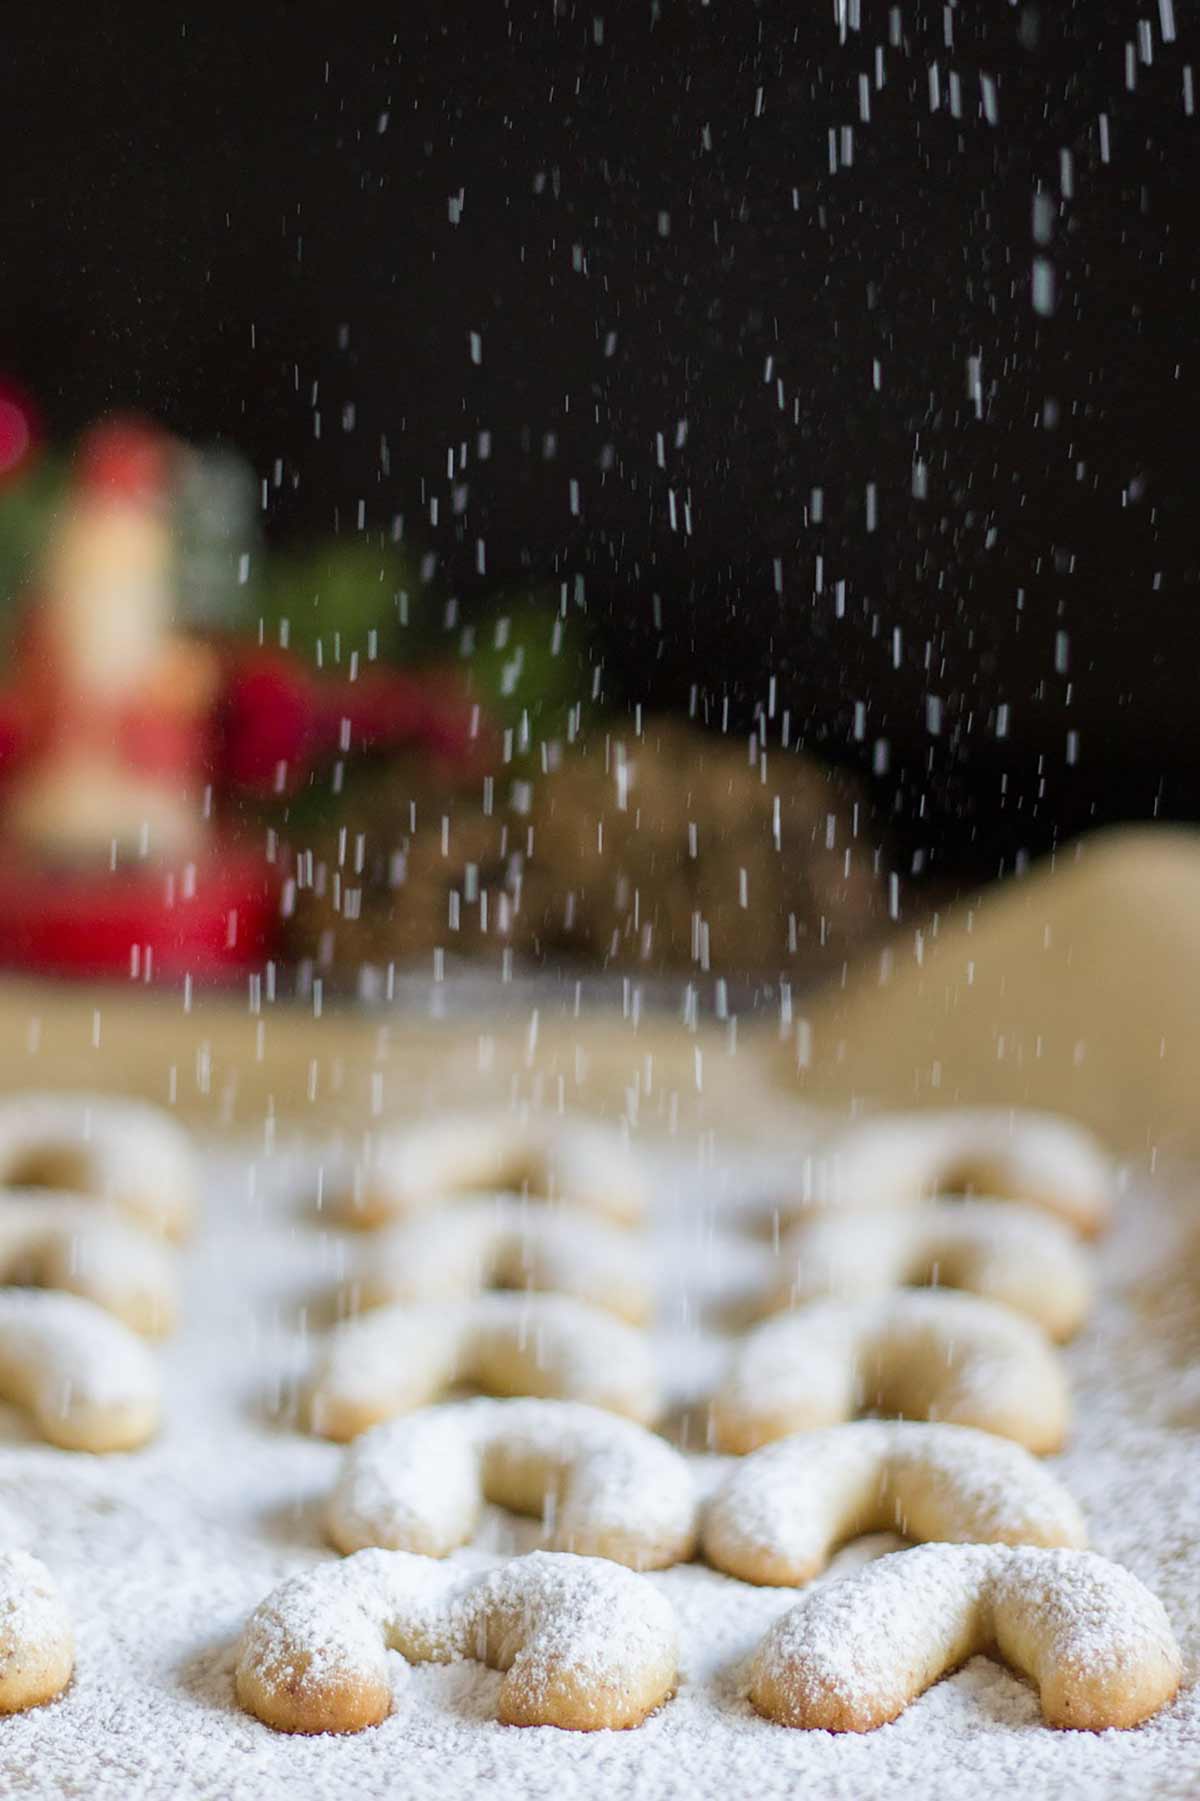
[702,1421,1086,1586]
[749,1542,1181,1732]
[794,1108,1113,1237]
[328,1398,696,1570]
[236,1547,678,1733]
[333,1110,648,1228]
[0,1194,177,1336]
[763,1200,1091,1341]
[0,1289,161,1451]
[710,1290,1069,1455]
[349,1198,652,1324]
[307,1293,660,1440]
[0,1092,196,1239]
[0,1549,74,1714]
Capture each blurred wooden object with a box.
[780,826,1200,1160]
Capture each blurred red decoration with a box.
[0,409,486,983]
[0,380,40,483]
[76,416,171,503]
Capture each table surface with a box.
[0,1130,1195,1799]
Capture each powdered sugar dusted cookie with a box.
[0,1092,196,1239]
[750,1542,1180,1731]
[0,1194,177,1336]
[328,1397,696,1569]
[703,1421,1086,1586]
[236,1547,678,1733]
[350,1198,651,1324]
[333,1110,648,1227]
[763,1200,1091,1340]
[0,1289,160,1451]
[793,1108,1113,1236]
[307,1293,660,1440]
[0,1549,74,1713]
[710,1290,1069,1455]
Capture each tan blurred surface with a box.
[779,825,1200,1161]
[0,972,788,1143]
[1,823,1194,1159]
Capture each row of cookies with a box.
[0,1090,1178,1738]
[242,1102,1181,1735]
[0,1092,199,1453]
[0,1091,201,1715]
[306,1105,1108,1453]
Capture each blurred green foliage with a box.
[252,539,422,665]
[0,455,68,656]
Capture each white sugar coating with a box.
[771,1199,1092,1334]
[0,1132,1198,1795]
[750,1543,1181,1721]
[341,1110,649,1225]
[0,1091,197,1237]
[714,1289,1068,1449]
[990,1547,1181,1682]
[0,1194,177,1330]
[0,1288,160,1412]
[309,1303,463,1419]
[309,1292,660,1431]
[328,1397,697,1565]
[704,1422,1086,1579]
[456,1549,678,1692]
[793,1108,1113,1234]
[331,1409,481,1554]
[238,1547,678,1714]
[0,1548,73,1664]
[359,1197,651,1320]
[238,1548,451,1695]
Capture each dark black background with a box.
[4,1,1198,884]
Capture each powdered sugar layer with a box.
[0,1547,73,1664]
[0,1194,177,1332]
[769,1199,1091,1337]
[358,1197,651,1321]
[238,1547,677,1722]
[0,1133,1196,1795]
[714,1288,1068,1449]
[0,1288,160,1413]
[751,1542,1180,1723]
[329,1397,696,1565]
[0,1091,197,1237]
[792,1108,1113,1234]
[309,1292,659,1430]
[340,1110,649,1226]
[704,1421,1086,1579]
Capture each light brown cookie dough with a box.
[334,1111,648,1228]
[0,1194,177,1335]
[702,1421,1086,1586]
[792,1108,1113,1237]
[710,1290,1069,1455]
[749,1542,1181,1732]
[307,1293,660,1440]
[0,1092,197,1240]
[762,1199,1091,1340]
[327,1397,696,1569]
[347,1197,651,1324]
[236,1548,678,1734]
[0,1549,74,1714]
[0,1289,161,1451]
